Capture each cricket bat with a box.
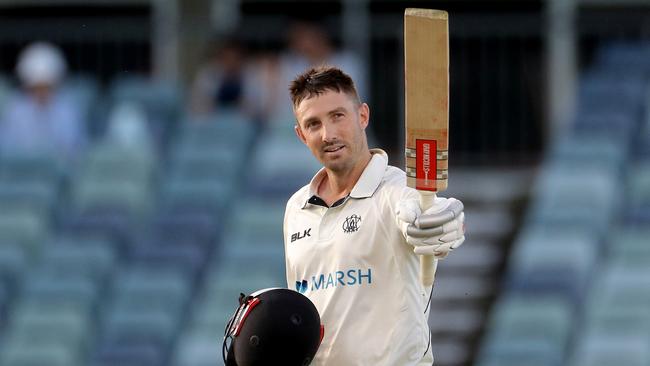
[404,8,449,287]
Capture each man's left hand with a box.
[396,196,466,259]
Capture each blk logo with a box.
[295,280,308,293]
[291,228,312,243]
[342,214,361,233]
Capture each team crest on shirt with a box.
[342,214,361,233]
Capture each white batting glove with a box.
[396,195,465,259]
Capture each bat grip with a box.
[419,191,438,287]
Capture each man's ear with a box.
[295,124,307,144]
[359,103,370,130]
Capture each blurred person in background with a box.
[262,19,366,127]
[105,101,154,154]
[0,42,85,162]
[189,36,265,122]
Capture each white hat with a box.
[16,42,67,87]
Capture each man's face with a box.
[294,90,369,173]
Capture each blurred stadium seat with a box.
[0,243,27,293]
[0,75,10,115]
[70,141,157,218]
[39,236,116,281]
[92,339,164,366]
[171,328,223,366]
[0,206,50,259]
[246,125,321,198]
[569,333,650,366]
[160,114,255,217]
[108,75,184,147]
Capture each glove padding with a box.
[396,196,465,258]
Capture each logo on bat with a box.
[423,142,430,182]
[416,139,437,191]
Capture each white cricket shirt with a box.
[284,149,434,366]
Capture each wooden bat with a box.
[404,8,449,287]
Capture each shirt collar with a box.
[302,149,388,209]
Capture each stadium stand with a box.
[0,68,525,366]
[475,41,650,366]
[0,22,646,366]
[0,71,228,365]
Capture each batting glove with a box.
[396,195,465,258]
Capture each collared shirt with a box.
[0,90,85,160]
[284,149,434,366]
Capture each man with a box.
[0,42,85,161]
[283,66,465,365]
[189,36,264,120]
[262,20,366,127]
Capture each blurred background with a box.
[0,0,648,365]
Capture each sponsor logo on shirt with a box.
[296,268,372,293]
[342,214,361,233]
[296,279,308,293]
[291,228,312,243]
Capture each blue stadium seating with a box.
[475,40,650,366]
[92,339,164,366]
[246,126,321,198]
[569,333,650,366]
[108,75,183,148]
[39,236,116,282]
[505,227,597,303]
[0,52,336,365]
[0,243,27,293]
[171,328,224,366]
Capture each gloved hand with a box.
[396,195,465,258]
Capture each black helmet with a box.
[223,288,323,366]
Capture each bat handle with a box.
[419,191,438,287]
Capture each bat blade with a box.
[404,8,450,287]
[404,8,449,193]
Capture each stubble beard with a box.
[320,149,352,174]
[321,138,364,175]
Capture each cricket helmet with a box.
[223,288,323,366]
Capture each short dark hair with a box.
[289,66,360,109]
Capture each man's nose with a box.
[321,122,336,143]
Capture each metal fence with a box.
[0,4,151,83]
[2,1,650,163]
